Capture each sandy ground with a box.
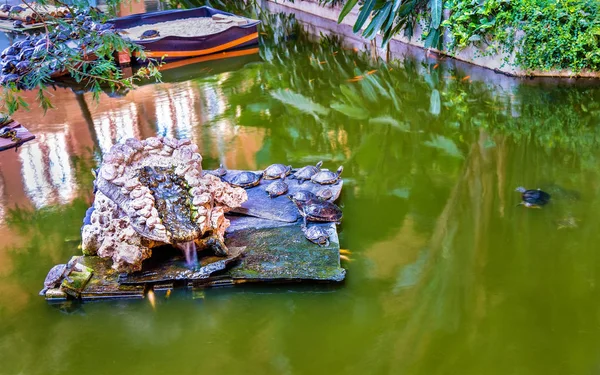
[122,15,249,40]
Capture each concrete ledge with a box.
[265,0,600,78]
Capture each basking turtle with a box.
[264,163,291,179]
[17,47,34,61]
[140,29,160,40]
[515,187,551,208]
[13,20,24,29]
[265,173,288,198]
[15,60,30,74]
[9,6,25,13]
[0,113,12,126]
[1,60,17,74]
[1,46,18,59]
[302,225,330,246]
[0,127,19,141]
[289,190,319,203]
[292,161,323,184]
[289,195,343,227]
[227,171,262,189]
[207,164,227,178]
[0,4,10,12]
[316,188,334,201]
[38,259,77,296]
[0,74,19,85]
[311,166,343,185]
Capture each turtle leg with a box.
[63,275,73,283]
[39,287,48,296]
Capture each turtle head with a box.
[316,161,323,169]
[336,166,344,176]
[515,186,526,193]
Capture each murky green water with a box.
[2,8,600,375]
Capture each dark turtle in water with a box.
[9,5,25,13]
[265,173,288,198]
[289,195,343,227]
[302,225,330,246]
[316,188,334,201]
[292,161,323,184]
[227,171,262,189]
[264,163,291,179]
[207,164,227,178]
[515,187,551,208]
[39,259,77,296]
[0,4,10,12]
[311,166,343,185]
[13,20,24,29]
[140,29,160,39]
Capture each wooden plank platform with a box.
[0,18,46,32]
[0,121,35,151]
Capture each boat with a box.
[111,6,261,61]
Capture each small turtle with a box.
[289,195,343,227]
[17,47,34,61]
[9,5,25,13]
[316,188,334,201]
[1,45,18,58]
[207,164,227,178]
[311,166,343,185]
[0,126,18,141]
[1,60,17,74]
[265,173,288,198]
[140,29,160,40]
[0,113,12,126]
[264,163,291,179]
[24,15,33,24]
[15,60,30,74]
[289,190,319,203]
[292,161,323,184]
[0,74,19,85]
[515,187,551,208]
[13,20,24,29]
[227,171,262,188]
[0,4,10,12]
[38,259,77,296]
[302,225,330,246]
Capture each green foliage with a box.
[443,0,600,72]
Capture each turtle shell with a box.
[291,198,342,224]
[311,166,343,185]
[289,190,319,203]
[265,177,288,198]
[43,264,67,287]
[521,189,551,206]
[141,30,160,39]
[1,46,18,58]
[316,188,334,200]
[0,113,12,126]
[17,48,34,61]
[293,161,323,181]
[303,225,330,246]
[264,164,291,179]
[0,74,19,85]
[0,4,10,12]
[228,171,261,188]
[208,164,227,177]
[13,20,24,28]
[1,60,17,74]
[10,6,25,13]
[15,60,30,74]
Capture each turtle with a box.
[38,259,77,296]
[207,164,227,178]
[1,60,17,74]
[17,47,34,61]
[289,195,343,227]
[265,173,288,198]
[0,4,10,12]
[1,46,18,59]
[0,113,12,127]
[13,20,24,29]
[9,5,25,13]
[311,166,343,185]
[316,187,334,201]
[227,171,262,188]
[289,190,319,203]
[302,225,330,246]
[292,161,323,184]
[15,60,31,74]
[264,163,291,179]
[24,15,33,24]
[0,126,19,141]
[140,29,160,39]
[515,187,551,208]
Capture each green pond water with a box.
[2,9,600,375]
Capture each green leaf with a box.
[430,89,441,116]
[354,0,376,33]
[338,0,359,23]
[430,0,442,30]
[271,89,330,119]
[363,2,392,39]
[424,135,463,159]
[368,116,410,131]
[330,102,369,119]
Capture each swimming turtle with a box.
[292,161,323,183]
[264,163,291,179]
[265,173,288,198]
[515,187,551,208]
[227,171,262,189]
[140,29,160,39]
[38,259,77,296]
[0,4,10,12]
[316,188,334,201]
[289,195,343,227]
[302,225,330,246]
[207,164,227,178]
[13,20,24,29]
[311,166,343,185]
